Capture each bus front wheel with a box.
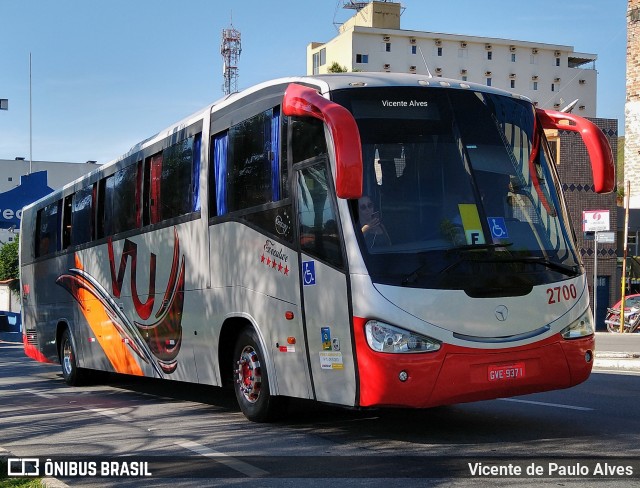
[232,327,281,422]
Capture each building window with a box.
[555,57,561,67]
[532,81,538,91]
[458,48,468,59]
[530,54,538,65]
[511,53,516,62]
[312,48,326,75]
[356,53,369,64]
[487,51,492,60]
[437,47,443,56]
[510,79,515,89]
[486,77,492,86]
[384,42,391,52]
[411,45,417,55]
[551,83,555,92]
[7,177,12,182]
[461,75,468,81]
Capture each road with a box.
[1,340,639,487]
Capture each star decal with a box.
[259,248,290,277]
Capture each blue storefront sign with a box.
[0,171,53,229]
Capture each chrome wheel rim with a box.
[235,346,262,403]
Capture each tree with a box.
[327,61,348,73]
[0,236,19,292]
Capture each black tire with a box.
[232,327,282,422]
[59,328,86,386]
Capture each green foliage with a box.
[0,236,19,291]
[327,61,348,73]
[617,135,625,187]
[0,458,44,487]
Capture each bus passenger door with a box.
[295,162,357,406]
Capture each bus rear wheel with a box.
[232,327,281,422]
[59,328,85,386]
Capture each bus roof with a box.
[22,73,531,213]
[118,73,530,170]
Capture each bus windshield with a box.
[331,87,580,295]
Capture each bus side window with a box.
[97,164,139,238]
[297,163,343,269]
[35,201,61,257]
[144,134,200,225]
[210,131,227,216]
[71,184,95,246]
[290,117,327,163]
[62,195,72,249]
[227,108,281,212]
[159,135,198,220]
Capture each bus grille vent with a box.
[26,331,38,346]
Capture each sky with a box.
[0,0,628,165]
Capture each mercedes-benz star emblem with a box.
[495,305,508,321]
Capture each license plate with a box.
[488,362,526,381]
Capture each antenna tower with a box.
[221,19,242,95]
[342,1,370,10]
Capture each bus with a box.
[20,73,615,422]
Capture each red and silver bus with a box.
[20,73,614,421]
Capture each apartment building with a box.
[308,1,597,115]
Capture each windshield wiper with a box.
[496,256,580,276]
[402,243,514,286]
[446,242,513,253]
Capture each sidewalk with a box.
[594,331,640,372]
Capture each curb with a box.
[594,351,640,372]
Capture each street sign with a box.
[596,231,615,244]
[583,210,610,232]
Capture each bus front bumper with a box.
[353,317,594,408]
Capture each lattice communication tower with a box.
[221,24,242,95]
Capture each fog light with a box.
[398,370,408,382]
[585,350,593,363]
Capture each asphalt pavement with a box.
[2,330,639,372]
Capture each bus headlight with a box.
[365,320,441,353]
[560,310,594,339]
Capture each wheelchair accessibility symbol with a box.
[488,217,509,239]
[302,260,316,286]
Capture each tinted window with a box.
[227,108,281,211]
[99,164,139,238]
[71,185,94,246]
[290,117,327,164]
[36,201,60,257]
[148,135,200,224]
[160,137,195,220]
[297,162,343,268]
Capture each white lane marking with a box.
[498,398,593,411]
[177,440,268,477]
[21,388,56,399]
[86,407,135,423]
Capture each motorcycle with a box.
[605,305,640,333]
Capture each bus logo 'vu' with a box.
[108,237,156,320]
[56,228,185,376]
[107,228,186,374]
